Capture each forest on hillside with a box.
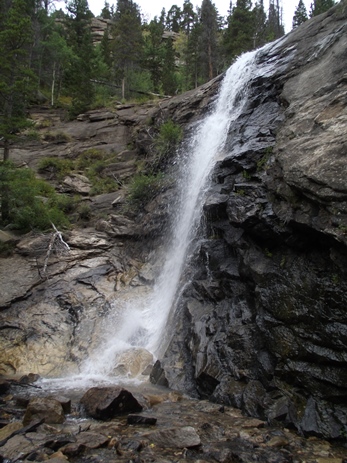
[0,0,337,231]
[0,0,336,126]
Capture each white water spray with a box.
[41,49,262,391]
[140,50,260,354]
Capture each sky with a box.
[83,0,313,34]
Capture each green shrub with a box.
[89,178,119,196]
[48,193,76,214]
[86,160,119,195]
[25,129,41,141]
[78,203,92,221]
[36,118,53,129]
[0,241,15,257]
[257,146,273,171]
[154,120,182,165]
[76,149,104,169]
[128,173,164,210]
[42,131,71,143]
[38,157,74,179]
[0,162,70,232]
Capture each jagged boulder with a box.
[80,387,143,420]
[23,397,65,425]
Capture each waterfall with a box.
[41,48,262,391]
[139,49,260,355]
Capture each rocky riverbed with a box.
[0,377,346,463]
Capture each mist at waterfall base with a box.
[40,46,269,392]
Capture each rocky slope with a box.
[0,76,219,376]
[0,0,346,444]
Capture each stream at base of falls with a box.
[2,379,347,463]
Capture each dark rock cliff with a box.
[151,2,347,439]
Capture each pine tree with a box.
[293,0,308,28]
[162,37,177,95]
[144,17,165,92]
[177,0,198,90]
[310,0,335,17]
[223,0,254,62]
[110,0,143,99]
[166,5,182,32]
[199,0,219,82]
[101,1,113,19]
[64,0,96,116]
[185,19,201,88]
[181,0,196,36]
[0,0,37,222]
[0,0,36,161]
[253,0,267,48]
[266,0,284,41]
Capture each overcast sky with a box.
[83,0,312,34]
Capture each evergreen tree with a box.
[0,0,36,161]
[185,19,201,88]
[253,0,267,48]
[0,0,36,221]
[64,0,96,116]
[144,17,165,92]
[265,0,284,41]
[43,29,76,106]
[176,0,198,90]
[293,0,308,27]
[101,1,113,19]
[181,0,196,36]
[110,0,143,99]
[223,0,254,62]
[199,0,219,82]
[166,5,182,32]
[162,37,177,95]
[29,4,60,94]
[310,0,335,17]
[100,27,113,72]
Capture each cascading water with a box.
[41,47,263,391]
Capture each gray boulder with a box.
[80,386,143,420]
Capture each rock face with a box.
[0,53,221,378]
[152,3,347,439]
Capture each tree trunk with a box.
[0,152,10,222]
[122,77,125,100]
[51,62,56,107]
[208,43,213,80]
[3,138,10,162]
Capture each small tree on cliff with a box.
[293,0,308,27]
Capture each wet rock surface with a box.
[154,2,347,440]
[0,382,346,463]
[80,386,143,420]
